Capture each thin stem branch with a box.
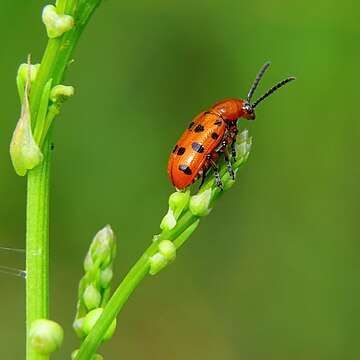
[26,131,52,360]
[75,211,200,359]
[30,39,62,125]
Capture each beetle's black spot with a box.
[214,119,222,127]
[204,111,211,115]
[192,142,205,153]
[177,147,186,155]
[194,124,205,133]
[211,132,219,140]
[179,164,192,175]
[188,121,195,129]
[172,144,178,153]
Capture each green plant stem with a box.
[26,132,52,360]
[29,39,62,124]
[75,211,199,359]
[24,1,102,359]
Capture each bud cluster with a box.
[10,3,76,177]
[73,225,117,343]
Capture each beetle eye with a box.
[244,103,253,114]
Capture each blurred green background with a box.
[1,0,359,359]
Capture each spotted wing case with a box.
[168,111,227,190]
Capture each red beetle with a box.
[168,62,296,190]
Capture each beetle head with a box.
[241,102,256,120]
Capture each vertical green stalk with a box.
[20,1,102,358]
[26,131,52,360]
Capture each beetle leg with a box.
[199,170,206,189]
[220,138,235,180]
[206,153,223,191]
[222,146,235,180]
[231,126,238,159]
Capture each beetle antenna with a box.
[251,76,296,109]
[247,62,271,103]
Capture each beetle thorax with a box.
[210,99,246,122]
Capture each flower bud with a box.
[10,66,43,176]
[189,188,212,217]
[83,284,102,310]
[73,317,86,340]
[99,267,113,289]
[149,253,167,275]
[158,240,177,258]
[160,189,190,231]
[83,308,117,342]
[149,240,176,275]
[16,63,40,102]
[10,112,43,176]
[234,133,252,160]
[17,63,40,85]
[29,319,63,355]
[235,142,248,160]
[237,129,249,144]
[42,5,74,38]
[168,188,190,219]
[221,175,236,191]
[90,225,116,269]
[159,208,176,231]
[84,252,95,273]
[50,84,74,103]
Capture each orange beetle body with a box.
[168,63,296,190]
[168,99,252,190]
